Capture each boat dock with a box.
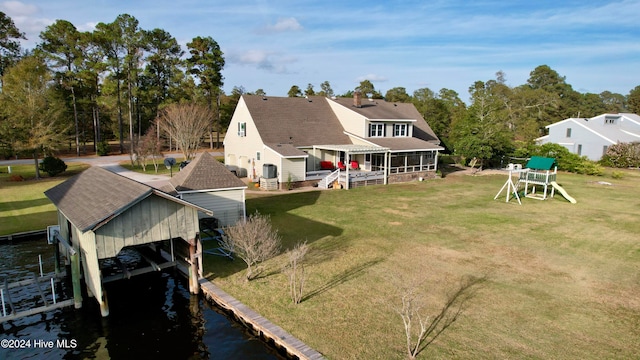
[199,278,325,360]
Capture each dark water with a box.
[0,239,283,360]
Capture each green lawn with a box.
[204,169,640,359]
[0,163,89,235]
[3,161,639,359]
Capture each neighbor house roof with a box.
[242,95,351,147]
[169,152,247,192]
[543,113,640,144]
[44,167,211,232]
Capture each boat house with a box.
[44,166,211,317]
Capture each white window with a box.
[566,128,571,138]
[394,124,408,137]
[370,123,384,137]
[577,144,582,155]
[256,152,261,160]
[238,122,246,137]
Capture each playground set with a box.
[494,156,576,205]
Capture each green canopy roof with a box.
[526,156,556,170]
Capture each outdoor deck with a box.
[313,170,385,189]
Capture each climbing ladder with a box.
[1,271,74,323]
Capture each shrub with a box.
[600,142,640,168]
[39,156,67,177]
[517,143,603,175]
[220,212,281,281]
[611,171,624,179]
[9,174,24,182]
[97,141,110,156]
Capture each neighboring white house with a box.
[165,152,247,227]
[224,94,444,189]
[536,113,640,161]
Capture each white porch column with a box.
[345,152,350,190]
[384,151,389,185]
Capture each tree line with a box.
[1,11,639,173]
[0,12,231,171]
[291,72,640,168]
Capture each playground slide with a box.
[550,181,577,204]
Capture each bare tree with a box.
[157,102,212,161]
[396,275,485,360]
[283,241,309,304]
[135,123,163,172]
[220,212,281,281]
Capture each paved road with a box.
[0,151,223,186]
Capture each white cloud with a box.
[227,49,297,74]
[356,73,388,83]
[263,17,303,33]
[0,0,37,15]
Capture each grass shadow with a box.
[302,257,384,302]
[409,275,487,358]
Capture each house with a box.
[164,152,247,227]
[536,113,640,161]
[224,93,444,189]
[44,166,212,317]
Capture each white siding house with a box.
[224,94,443,189]
[537,113,640,161]
[168,152,247,227]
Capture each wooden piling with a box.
[70,252,82,309]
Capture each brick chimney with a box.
[354,91,362,108]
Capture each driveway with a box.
[0,151,223,186]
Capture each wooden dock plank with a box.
[199,278,325,359]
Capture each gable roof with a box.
[544,113,640,144]
[242,95,351,147]
[45,167,211,232]
[169,152,247,192]
[329,97,440,143]
[45,167,152,232]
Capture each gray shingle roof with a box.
[329,97,440,143]
[169,152,246,192]
[264,143,309,157]
[368,137,444,151]
[242,95,351,146]
[44,166,153,232]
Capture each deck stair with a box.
[318,169,340,189]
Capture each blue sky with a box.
[2,0,639,101]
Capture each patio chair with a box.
[350,161,359,170]
[337,162,346,170]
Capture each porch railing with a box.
[318,169,340,189]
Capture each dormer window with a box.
[604,117,617,124]
[394,123,408,137]
[369,123,385,137]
